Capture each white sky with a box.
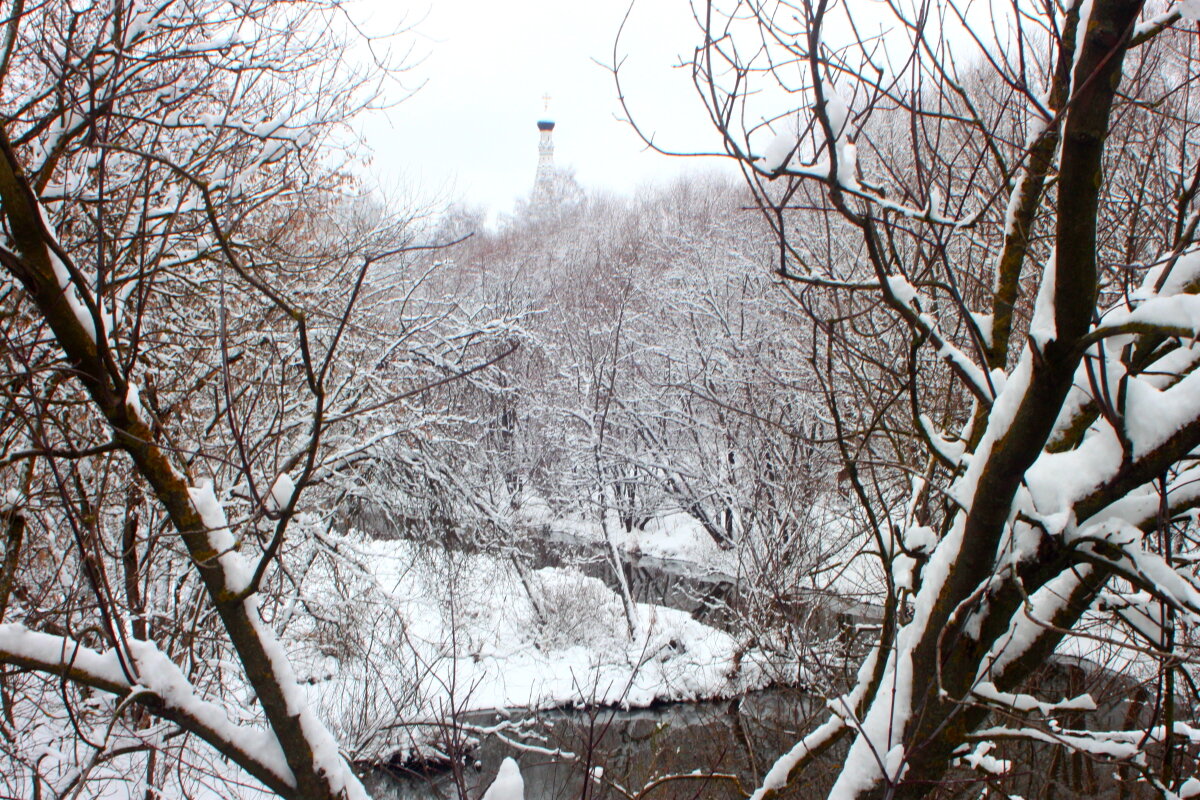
[356,0,734,219]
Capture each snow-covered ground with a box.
[292,533,777,766]
[514,497,736,568]
[516,495,885,600]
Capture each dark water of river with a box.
[359,689,833,800]
[360,673,1171,800]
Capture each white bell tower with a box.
[533,93,556,206]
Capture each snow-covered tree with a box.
[426,177,850,659]
[620,0,1200,795]
[0,2,506,798]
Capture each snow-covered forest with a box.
[3,0,1200,798]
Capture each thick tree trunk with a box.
[843,1,1147,796]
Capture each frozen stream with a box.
[347,501,877,635]
[523,528,739,627]
[522,528,879,640]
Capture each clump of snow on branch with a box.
[481,757,525,800]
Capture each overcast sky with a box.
[356,0,734,220]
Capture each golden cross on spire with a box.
[542,92,552,113]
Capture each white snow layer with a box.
[310,536,769,721]
[266,472,296,513]
[481,757,525,800]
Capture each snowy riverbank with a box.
[291,533,781,766]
